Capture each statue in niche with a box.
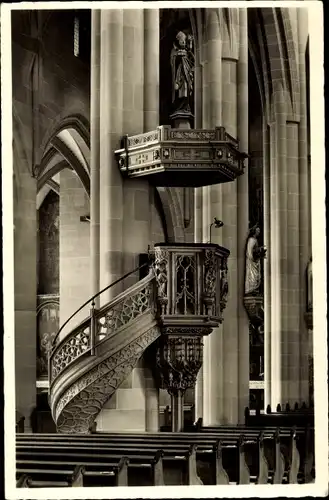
[170,31,195,114]
[245,224,267,296]
[306,256,313,312]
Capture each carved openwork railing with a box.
[115,126,247,187]
[49,267,161,433]
[49,271,155,387]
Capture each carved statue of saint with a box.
[245,224,267,296]
[170,31,194,114]
[306,256,313,312]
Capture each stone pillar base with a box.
[170,110,193,129]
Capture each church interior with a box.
[9,4,321,489]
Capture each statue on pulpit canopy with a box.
[170,31,195,114]
[306,256,313,312]
[245,224,267,296]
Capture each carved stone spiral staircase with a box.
[49,243,230,434]
[49,270,160,434]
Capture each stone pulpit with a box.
[152,243,229,431]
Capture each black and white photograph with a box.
[2,1,328,497]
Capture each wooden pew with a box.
[194,416,311,432]
[83,457,130,486]
[16,456,148,487]
[192,420,314,483]
[16,427,305,444]
[187,444,203,485]
[152,450,165,486]
[16,465,85,488]
[16,458,129,487]
[16,423,314,484]
[16,474,30,488]
[287,429,300,484]
[16,431,298,466]
[16,445,202,487]
[16,430,304,485]
[244,406,314,428]
[256,433,269,484]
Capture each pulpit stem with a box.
[171,390,184,432]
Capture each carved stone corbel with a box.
[243,295,264,332]
[156,335,203,394]
[156,334,203,431]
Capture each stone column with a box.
[193,25,204,260]
[220,13,239,423]
[171,391,184,432]
[203,9,248,424]
[14,170,37,432]
[202,8,224,426]
[99,9,124,303]
[144,9,159,131]
[90,10,101,308]
[263,122,272,409]
[122,10,147,287]
[270,86,288,406]
[286,119,301,402]
[96,9,160,432]
[194,43,203,250]
[143,8,160,431]
[269,79,310,407]
[297,8,310,403]
[236,9,250,421]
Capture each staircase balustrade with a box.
[49,271,155,387]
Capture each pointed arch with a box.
[37,114,91,196]
[40,113,90,154]
[248,7,301,122]
[156,187,185,243]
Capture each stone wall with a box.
[12,10,90,425]
[12,10,90,162]
[59,169,90,334]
